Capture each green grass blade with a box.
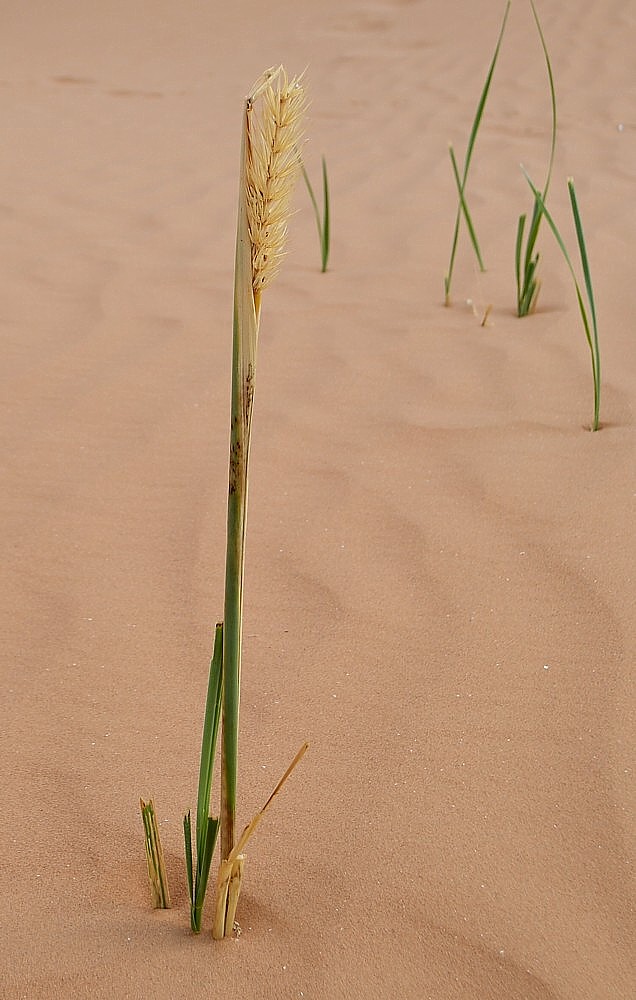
[444,196,462,305]
[449,144,485,271]
[185,622,223,932]
[522,195,542,280]
[531,0,557,201]
[515,213,526,308]
[518,195,545,315]
[301,162,322,242]
[518,1,557,315]
[568,180,598,337]
[321,155,330,272]
[523,171,577,289]
[199,817,220,895]
[463,0,511,177]
[519,252,539,316]
[523,169,601,430]
[444,0,510,303]
[568,178,600,429]
[302,156,330,273]
[192,816,220,932]
[184,811,194,906]
[196,623,223,858]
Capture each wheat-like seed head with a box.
[244,67,306,298]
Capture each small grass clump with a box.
[515,0,557,316]
[302,155,330,272]
[523,170,601,430]
[444,1,510,306]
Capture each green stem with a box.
[221,479,244,859]
[321,156,330,272]
[220,236,258,862]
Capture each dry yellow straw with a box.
[140,798,171,909]
[213,742,309,938]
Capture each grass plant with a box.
[220,62,306,863]
[183,65,308,939]
[301,155,330,272]
[140,798,171,908]
[444,1,510,306]
[515,0,557,316]
[523,170,601,430]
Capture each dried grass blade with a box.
[140,798,171,909]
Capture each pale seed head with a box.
[244,67,306,296]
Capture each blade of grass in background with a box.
[523,170,601,430]
[444,0,511,306]
[516,0,557,316]
[140,799,171,909]
[301,155,330,272]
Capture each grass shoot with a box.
[523,170,601,430]
[444,0,511,306]
[301,155,330,272]
[515,0,557,316]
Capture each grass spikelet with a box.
[246,68,307,298]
